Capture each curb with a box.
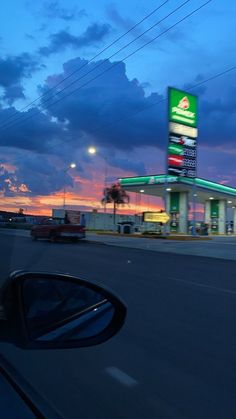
[95,232,211,241]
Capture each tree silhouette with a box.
[18,208,24,216]
[101,183,130,225]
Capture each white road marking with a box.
[105,367,138,387]
[168,276,236,296]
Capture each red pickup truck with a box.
[31,218,86,242]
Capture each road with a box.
[88,234,236,260]
[1,232,236,418]
[3,228,236,260]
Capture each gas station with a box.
[119,88,236,235]
[119,174,236,234]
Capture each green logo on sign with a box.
[169,88,197,127]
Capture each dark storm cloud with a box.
[109,156,146,175]
[14,153,75,196]
[183,74,208,96]
[38,23,111,56]
[2,85,25,104]
[0,107,64,152]
[0,155,74,197]
[4,55,233,160]
[39,57,166,151]
[180,71,236,148]
[42,1,86,21]
[198,80,236,147]
[199,104,235,147]
[0,53,42,104]
[198,146,236,185]
[0,53,40,88]
[38,56,236,165]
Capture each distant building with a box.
[80,211,158,232]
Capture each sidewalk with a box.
[87,233,236,261]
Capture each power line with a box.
[34,0,192,111]
[0,0,169,127]
[45,62,235,153]
[0,0,210,133]
[186,65,236,91]
[0,0,193,132]
[93,65,236,137]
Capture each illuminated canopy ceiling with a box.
[119,175,236,206]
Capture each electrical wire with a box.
[0,0,195,132]
[2,0,212,135]
[45,62,235,153]
[0,0,169,127]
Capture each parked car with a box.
[31,218,86,242]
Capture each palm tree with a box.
[101,183,130,226]
[18,208,24,216]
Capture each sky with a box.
[0,0,235,215]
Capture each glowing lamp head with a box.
[88,147,97,155]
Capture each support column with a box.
[233,208,236,234]
[179,192,189,234]
[166,192,171,213]
[218,200,226,234]
[165,192,171,234]
[205,199,226,234]
[204,201,211,225]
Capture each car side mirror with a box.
[0,271,126,349]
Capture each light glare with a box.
[88,147,97,155]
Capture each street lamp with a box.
[87,146,108,187]
[88,146,97,155]
[88,146,108,213]
[63,163,76,208]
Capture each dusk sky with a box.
[0,0,235,215]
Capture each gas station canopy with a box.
[120,174,236,207]
[119,89,236,235]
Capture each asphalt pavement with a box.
[1,233,236,418]
[87,233,236,261]
[3,227,236,261]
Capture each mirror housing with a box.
[0,271,126,349]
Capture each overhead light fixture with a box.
[140,189,145,193]
[193,193,197,197]
[232,206,235,209]
[209,197,214,200]
[88,146,97,155]
[228,201,232,204]
[166,188,172,192]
